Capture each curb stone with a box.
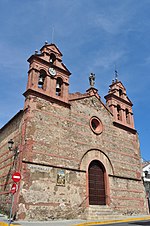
[73,216,150,226]
[0,223,20,226]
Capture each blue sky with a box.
[0,0,150,160]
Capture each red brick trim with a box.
[0,191,9,195]
[23,89,71,108]
[111,188,144,193]
[0,110,23,131]
[109,174,141,181]
[111,196,144,201]
[0,162,13,171]
[113,121,137,134]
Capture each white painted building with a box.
[142,162,150,212]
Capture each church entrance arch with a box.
[88,160,106,205]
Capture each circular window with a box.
[90,117,103,134]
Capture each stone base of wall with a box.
[17,204,85,220]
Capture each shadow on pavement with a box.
[130,221,150,225]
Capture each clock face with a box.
[49,67,56,76]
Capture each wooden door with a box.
[88,160,106,205]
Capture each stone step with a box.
[88,211,114,215]
[85,205,121,220]
[87,215,125,220]
[88,205,111,209]
[88,205,115,212]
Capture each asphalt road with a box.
[1,214,150,226]
[91,220,150,226]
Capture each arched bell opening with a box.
[117,104,122,121]
[119,88,123,97]
[38,70,47,89]
[125,108,130,124]
[50,53,56,64]
[88,160,106,205]
[56,77,63,96]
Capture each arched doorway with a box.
[88,160,106,205]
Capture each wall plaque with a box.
[57,169,65,186]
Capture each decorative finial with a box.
[45,41,48,45]
[115,69,118,81]
[35,49,38,55]
[89,73,95,87]
[114,64,119,82]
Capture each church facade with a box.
[0,43,148,220]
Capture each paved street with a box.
[91,220,150,226]
[1,214,150,226]
[0,214,87,226]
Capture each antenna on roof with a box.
[51,26,55,44]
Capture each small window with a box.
[50,53,56,64]
[90,117,103,135]
[125,109,130,124]
[117,105,122,120]
[119,89,123,97]
[38,70,46,89]
[56,77,63,96]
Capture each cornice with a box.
[23,89,71,109]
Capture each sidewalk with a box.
[1,214,150,226]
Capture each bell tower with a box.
[24,42,71,104]
[105,76,135,132]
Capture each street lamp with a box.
[8,139,14,151]
[8,139,19,154]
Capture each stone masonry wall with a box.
[0,111,23,215]
[18,163,86,220]
[18,94,148,219]
[109,177,148,215]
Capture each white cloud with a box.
[93,49,127,69]
[92,1,143,35]
[94,14,125,34]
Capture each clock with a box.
[49,67,56,76]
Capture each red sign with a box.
[12,172,21,183]
[10,183,17,194]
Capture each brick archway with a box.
[79,149,114,206]
[88,160,106,205]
